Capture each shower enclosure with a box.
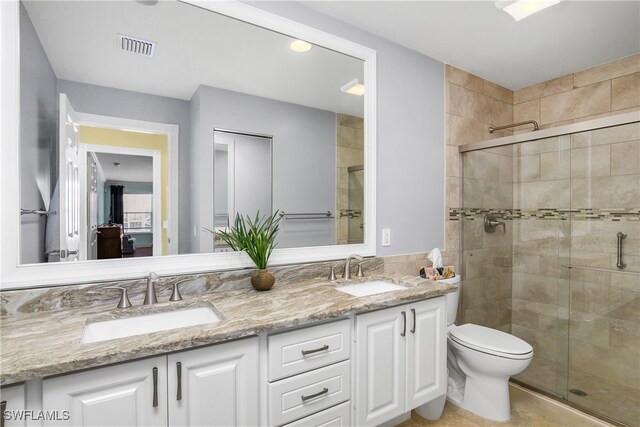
[459,113,639,426]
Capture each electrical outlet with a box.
[382,228,391,246]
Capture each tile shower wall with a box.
[448,55,639,425]
[445,65,514,331]
[513,54,640,130]
[336,113,364,244]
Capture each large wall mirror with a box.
[0,0,377,288]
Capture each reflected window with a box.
[123,194,153,234]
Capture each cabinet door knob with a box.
[401,311,406,337]
[411,308,416,334]
[152,367,159,408]
[176,362,182,401]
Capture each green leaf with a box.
[204,210,281,269]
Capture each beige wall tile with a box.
[336,113,364,130]
[445,220,460,251]
[514,74,574,105]
[447,83,473,118]
[447,114,486,146]
[514,99,540,126]
[572,122,640,148]
[514,180,570,209]
[571,220,639,256]
[446,145,461,177]
[571,175,640,208]
[612,72,640,111]
[539,150,570,181]
[570,145,611,178]
[461,178,482,208]
[517,135,570,155]
[570,340,639,389]
[574,106,640,124]
[611,140,640,176]
[573,54,640,87]
[447,176,461,208]
[514,154,541,182]
[540,81,611,124]
[499,154,513,183]
[462,218,483,250]
[462,150,500,181]
[337,125,356,148]
[484,80,513,104]
[446,65,484,93]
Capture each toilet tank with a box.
[437,275,461,326]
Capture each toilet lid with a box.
[449,324,533,356]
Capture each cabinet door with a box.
[168,337,259,427]
[43,356,167,427]
[355,307,406,427]
[1,383,26,427]
[406,297,446,411]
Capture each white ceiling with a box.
[303,1,640,90]
[23,1,364,116]
[95,152,153,183]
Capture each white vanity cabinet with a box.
[167,338,259,426]
[267,319,351,426]
[354,297,446,426]
[43,356,167,427]
[1,383,26,427]
[42,337,258,427]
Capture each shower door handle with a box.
[617,232,627,269]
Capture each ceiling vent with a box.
[118,34,156,57]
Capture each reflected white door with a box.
[86,153,99,260]
[59,94,81,261]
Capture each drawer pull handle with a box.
[1,400,6,427]
[401,311,406,337]
[152,367,159,408]
[411,308,416,334]
[176,362,182,401]
[301,344,329,356]
[301,387,329,402]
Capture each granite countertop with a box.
[0,274,454,386]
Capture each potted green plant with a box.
[213,210,282,291]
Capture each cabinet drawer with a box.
[268,319,351,381]
[268,360,351,426]
[283,401,351,427]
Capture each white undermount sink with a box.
[82,306,222,344]
[335,280,406,297]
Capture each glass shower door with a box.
[566,122,640,426]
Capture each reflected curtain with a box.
[109,185,125,225]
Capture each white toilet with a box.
[416,276,533,422]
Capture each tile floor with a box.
[397,384,612,427]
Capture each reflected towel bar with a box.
[21,208,56,216]
[562,264,640,276]
[279,211,334,220]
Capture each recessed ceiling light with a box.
[290,40,312,53]
[341,79,365,96]
[495,0,561,21]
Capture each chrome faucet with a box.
[343,254,364,280]
[144,272,159,305]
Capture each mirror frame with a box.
[0,0,377,289]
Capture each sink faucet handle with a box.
[328,266,337,281]
[105,286,132,309]
[144,272,159,305]
[170,283,183,302]
[356,263,364,277]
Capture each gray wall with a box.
[190,85,337,252]
[56,80,192,253]
[247,1,446,256]
[20,3,57,264]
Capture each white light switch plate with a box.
[382,228,391,246]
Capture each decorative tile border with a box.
[449,208,640,222]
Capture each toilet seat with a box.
[449,324,533,360]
